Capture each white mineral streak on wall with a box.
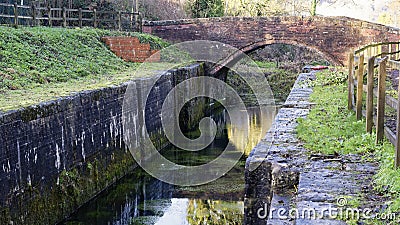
[55,143,61,170]
[81,131,86,161]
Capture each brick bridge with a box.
[143,16,400,67]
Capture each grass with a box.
[0,26,170,112]
[256,60,299,104]
[296,70,385,155]
[337,196,362,225]
[254,61,276,69]
[0,62,180,112]
[296,68,400,224]
[229,60,298,105]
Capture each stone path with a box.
[246,72,379,225]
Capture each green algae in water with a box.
[137,199,172,215]
[130,216,160,225]
[187,199,243,225]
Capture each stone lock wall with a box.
[143,16,400,67]
[102,36,160,62]
[0,64,205,225]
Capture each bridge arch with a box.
[208,39,340,75]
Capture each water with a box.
[61,106,275,225]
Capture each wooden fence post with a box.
[133,0,138,30]
[367,47,371,59]
[31,5,36,26]
[47,6,52,27]
[118,11,122,31]
[381,44,387,58]
[114,12,118,30]
[62,7,67,27]
[371,45,374,57]
[93,8,97,28]
[376,58,387,143]
[356,54,364,120]
[389,44,393,60]
[348,52,355,110]
[396,73,400,168]
[13,3,18,28]
[129,12,133,30]
[366,56,375,133]
[138,13,142,32]
[78,8,82,28]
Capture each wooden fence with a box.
[348,41,400,167]
[0,3,142,32]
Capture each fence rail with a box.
[0,3,142,32]
[348,41,400,168]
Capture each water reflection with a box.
[186,199,243,225]
[227,106,274,156]
[61,106,275,225]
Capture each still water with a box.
[62,106,275,225]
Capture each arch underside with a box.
[210,39,342,74]
[240,39,342,66]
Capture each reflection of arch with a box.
[210,39,341,75]
[226,106,276,156]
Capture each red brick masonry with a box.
[102,36,160,62]
[143,16,400,66]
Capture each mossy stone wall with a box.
[0,63,207,225]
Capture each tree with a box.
[311,0,317,16]
[188,0,224,18]
[139,0,189,20]
[311,0,358,17]
[378,0,400,27]
[222,0,311,17]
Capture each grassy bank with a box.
[296,68,400,224]
[227,60,299,106]
[255,61,299,104]
[0,26,169,111]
